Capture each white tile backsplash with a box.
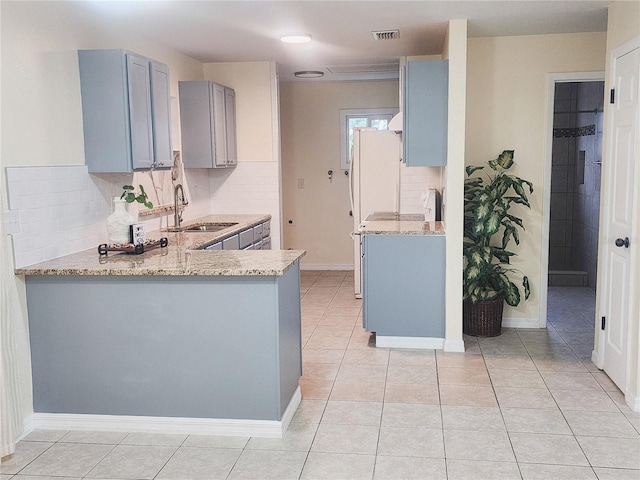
[6,166,131,268]
[208,161,281,248]
[399,165,443,215]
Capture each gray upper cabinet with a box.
[179,81,237,169]
[78,49,172,173]
[403,59,448,167]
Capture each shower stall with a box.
[548,81,604,291]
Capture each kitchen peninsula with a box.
[15,215,306,438]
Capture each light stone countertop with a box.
[15,214,306,276]
[360,218,445,235]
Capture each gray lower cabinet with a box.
[25,265,302,421]
[78,49,172,172]
[363,234,445,338]
[204,221,271,251]
[222,234,240,250]
[179,81,237,168]
[403,59,448,166]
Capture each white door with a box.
[601,44,639,390]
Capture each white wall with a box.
[0,1,205,449]
[202,62,283,248]
[280,80,399,268]
[466,32,607,324]
[443,20,468,352]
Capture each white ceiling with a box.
[78,0,610,82]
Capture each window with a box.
[340,108,397,170]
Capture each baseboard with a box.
[376,336,444,350]
[502,317,540,329]
[625,391,640,413]
[32,387,301,439]
[591,349,603,369]
[444,339,466,352]
[18,413,36,441]
[300,264,353,271]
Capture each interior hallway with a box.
[1,271,639,479]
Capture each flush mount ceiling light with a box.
[294,70,324,78]
[280,33,312,44]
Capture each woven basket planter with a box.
[463,299,504,337]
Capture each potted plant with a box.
[106,185,153,244]
[121,184,153,209]
[463,150,533,336]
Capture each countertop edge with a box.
[15,250,307,277]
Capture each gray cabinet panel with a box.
[26,267,302,420]
[179,81,237,169]
[212,83,228,167]
[150,61,173,169]
[363,234,445,338]
[78,49,172,172]
[239,229,254,249]
[127,54,155,170]
[225,88,237,166]
[178,81,215,168]
[223,234,240,250]
[404,60,448,166]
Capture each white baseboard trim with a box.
[591,349,603,369]
[300,264,353,271]
[502,317,539,329]
[444,339,466,352]
[19,413,36,441]
[376,336,444,350]
[32,387,302,439]
[625,391,640,412]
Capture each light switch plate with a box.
[4,210,22,235]
[297,178,305,189]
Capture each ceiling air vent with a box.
[371,30,399,41]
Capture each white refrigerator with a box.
[349,128,402,298]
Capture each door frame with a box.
[540,71,605,329]
[595,36,640,412]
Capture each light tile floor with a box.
[2,273,639,479]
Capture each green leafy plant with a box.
[121,184,153,209]
[463,150,533,307]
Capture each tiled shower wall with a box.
[549,81,603,290]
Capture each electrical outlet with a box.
[4,210,22,235]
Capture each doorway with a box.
[547,81,605,291]
[544,78,605,361]
[540,72,605,333]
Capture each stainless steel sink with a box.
[184,222,238,232]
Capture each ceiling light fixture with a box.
[294,70,324,78]
[280,33,312,44]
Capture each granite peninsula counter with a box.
[16,215,306,438]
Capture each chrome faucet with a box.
[174,184,188,229]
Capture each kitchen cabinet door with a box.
[78,49,172,172]
[224,87,237,166]
[126,53,155,170]
[149,61,173,169]
[403,59,448,166]
[179,81,237,169]
[212,83,228,167]
[363,234,445,338]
